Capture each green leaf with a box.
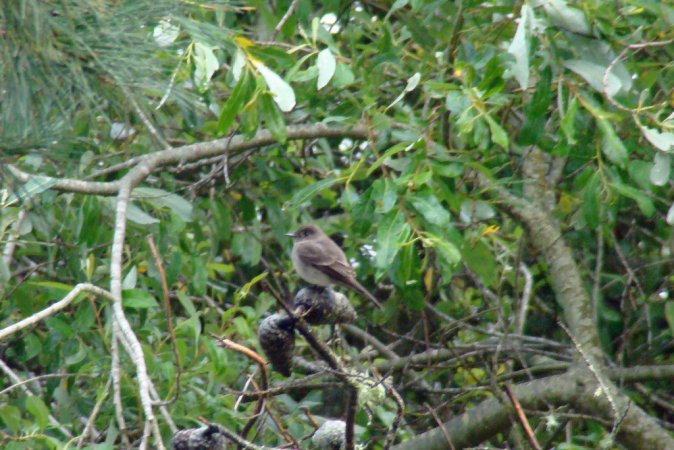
[373,178,397,214]
[375,210,411,270]
[367,141,418,176]
[597,119,628,167]
[218,68,255,135]
[0,405,22,432]
[386,72,421,110]
[259,92,287,143]
[235,272,268,303]
[122,266,137,290]
[428,234,462,270]
[176,291,198,318]
[565,60,621,97]
[462,241,495,286]
[134,187,193,222]
[25,396,49,430]
[485,114,509,149]
[560,96,579,145]
[542,0,590,34]
[253,61,295,112]
[122,289,159,309]
[5,175,57,206]
[650,152,670,186]
[193,42,220,92]
[610,182,655,217]
[410,192,450,226]
[333,62,355,88]
[507,4,531,89]
[64,340,87,366]
[518,66,552,145]
[126,202,159,225]
[316,48,336,90]
[642,126,674,151]
[288,177,338,206]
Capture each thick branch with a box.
[9,124,369,195]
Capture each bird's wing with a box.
[295,240,355,278]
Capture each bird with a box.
[286,224,383,309]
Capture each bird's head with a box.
[286,224,324,241]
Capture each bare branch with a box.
[0,283,114,342]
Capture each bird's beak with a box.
[285,232,295,238]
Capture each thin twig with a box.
[147,235,181,405]
[504,383,541,450]
[216,338,269,446]
[271,0,301,40]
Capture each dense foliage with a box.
[1,0,674,449]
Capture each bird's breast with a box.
[291,247,332,286]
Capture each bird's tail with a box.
[351,281,383,309]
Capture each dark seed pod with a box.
[312,419,346,450]
[172,424,227,450]
[293,286,357,325]
[258,313,296,376]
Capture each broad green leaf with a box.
[193,42,219,92]
[153,19,179,47]
[373,178,397,213]
[289,177,338,206]
[333,62,355,88]
[460,200,495,223]
[28,281,74,292]
[4,175,57,206]
[650,152,670,186]
[316,48,336,90]
[507,4,531,89]
[485,115,509,149]
[597,119,627,167]
[564,60,621,97]
[410,192,450,227]
[64,340,87,366]
[427,234,462,269]
[176,291,198,317]
[259,92,287,143]
[446,90,471,114]
[462,240,496,286]
[610,182,655,217]
[231,48,246,82]
[376,210,411,269]
[253,61,296,112]
[231,231,262,266]
[642,126,674,151]
[218,68,255,135]
[25,396,49,430]
[127,202,159,225]
[134,187,193,222]
[122,266,137,290]
[0,405,21,432]
[122,289,159,309]
[542,0,590,35]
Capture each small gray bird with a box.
[287,224,383,309]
